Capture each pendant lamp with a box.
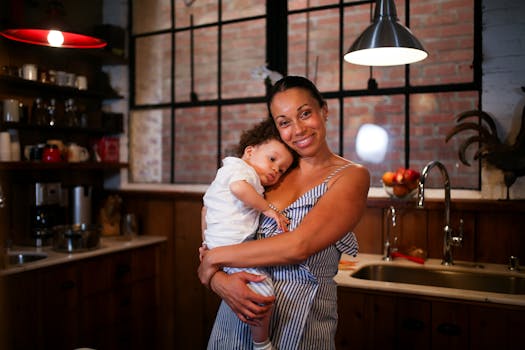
[0,1,106,49]
[344,0,427,66]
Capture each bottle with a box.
[31,98,47,126]
[64,98,79,127]
[47,98,57,126]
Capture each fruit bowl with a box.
[383,183,417,200]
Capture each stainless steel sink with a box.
[6,251,48,266]
[351,264,525,295]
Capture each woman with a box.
[199,76,370,349]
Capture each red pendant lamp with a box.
[0,1,106,49]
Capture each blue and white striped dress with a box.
[207,165,359,350]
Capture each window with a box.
[130,0,480,189]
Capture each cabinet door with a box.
[431,301,468,350]
[2,271,41,350]
[336,288,367,350]
[41,263,80,350]
[396,297,431,350]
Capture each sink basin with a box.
[351,264,525,295]
[6,251,48,266]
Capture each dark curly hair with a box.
[234,118,298,168]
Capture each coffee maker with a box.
[29,182,66,246]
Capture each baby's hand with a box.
[263,204,289,232]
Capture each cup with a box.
[75,75,88,90]
[47,139,65,158]
[67,143,89,162]
[55,71,67,86]
[29,144,46,161]
[0,132,11,161]
[42,144,62,162]
[3,99,20,122]
[22,64,38,81]
[9,130,20,161]
[65,72,76,87]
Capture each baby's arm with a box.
[230,180,289,232]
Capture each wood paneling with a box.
[115,190,525,349]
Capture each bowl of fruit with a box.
[382,167,420,200]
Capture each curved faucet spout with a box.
[416,160,460,265]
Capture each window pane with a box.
[410,0,475,85]
[343,95,406,187]
[288,0,340,11]
[135,35,172,105]
[175,0,219,28]
[222,0,265,21]
[129,109,172,183]
[343,3,405,90]
[174,107,218,184]
[221,19,266,99]
[288,9,340,92]
[410,91,479,189]
[221,104,269,156]
[175,27,218,102]
[132,0,171,34]
[326,99,340,154]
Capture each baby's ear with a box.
[243,145,254,158]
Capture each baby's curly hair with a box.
[234,118,298,167]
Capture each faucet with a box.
[416,161,463,266]
[0,185,5,208]
[383,205,397,261]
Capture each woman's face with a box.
[270,87,328,157]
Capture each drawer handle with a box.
[437,322,461,336]
[61,280,76,290]
[401,318,425,332]
[115,264,131,279]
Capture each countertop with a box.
[335,253,525,307]
[1,235,166,276]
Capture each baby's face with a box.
[243,139,294,186]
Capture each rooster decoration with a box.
[445,88,525,199]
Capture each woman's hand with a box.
[210,271,275,326]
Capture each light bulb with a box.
[47,30,64,47]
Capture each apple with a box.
[403,168,420,183]
[394,167,405,184]
[393,184,409,197]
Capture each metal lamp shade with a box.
[344,0,427,66]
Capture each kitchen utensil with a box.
[67,143,89,162]
[42,144,61,162]
[52,224,101,252]
[71,185,92,225]
[3,99,20,122]
[0,132,11,161]
[22,63,38,80]
[391,251,425,264]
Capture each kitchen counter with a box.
[335,253,525,307]
[1,235,166,276]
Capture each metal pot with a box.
[52,224,101,253]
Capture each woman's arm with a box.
[200,164,370,279]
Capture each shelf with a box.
[0,121,123,135]
[0,161,128,171]
[0,74,123,99]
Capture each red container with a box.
[42,144,62,162]
[95,137,119,162]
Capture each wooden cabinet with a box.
[1,244,160,350]
[336,287,525,350]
